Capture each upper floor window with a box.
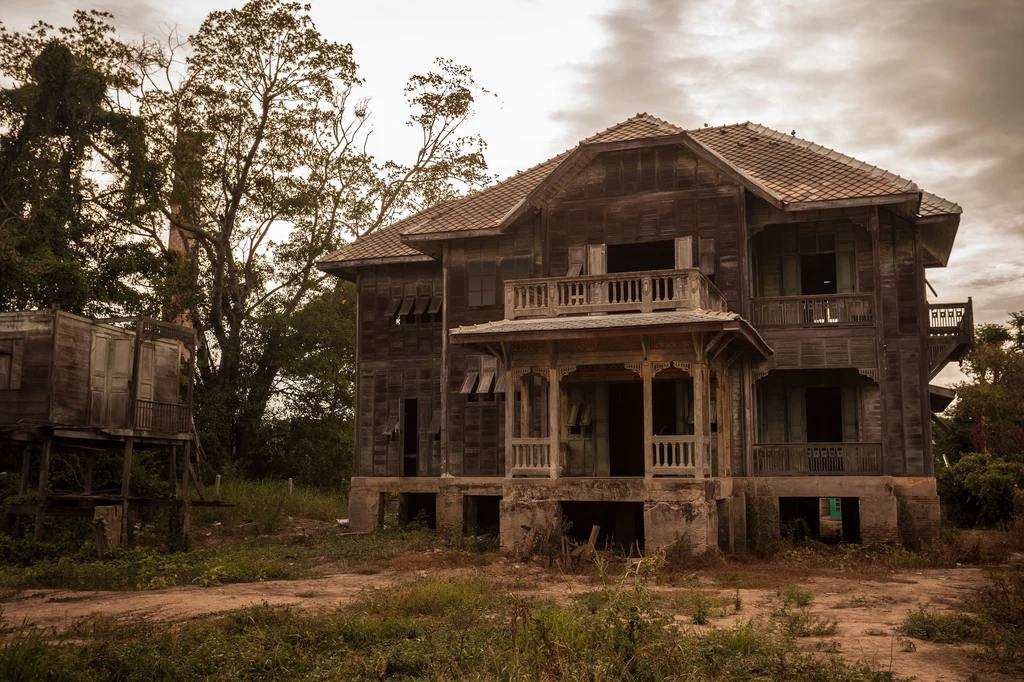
[753,224,858,298]
[501,257,531,283]
[468,261,496,307]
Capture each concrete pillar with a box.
[859,495,899,544]
[730,492,747,553]
[435,487,464,536]
[500,497,559,553]
[644,495,711,554]
[348,485,382,532]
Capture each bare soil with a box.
[1,556,1014,681]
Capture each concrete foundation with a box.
[346,474,939,551]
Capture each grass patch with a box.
[192,479,348,532]
[667,589,732,624]
[0,572,910,681]
[0,527,441,592]
[899,606,973,643]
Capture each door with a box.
[107,336,133,428]
[89,333,109,426]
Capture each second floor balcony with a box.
[504,268,728,320]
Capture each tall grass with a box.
[192,478,348,532]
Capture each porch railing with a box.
[651,435,708,477]
[753,443,883,476]
[510,437,552,476]
[134,400,190,433]
[504,268,727,319]
[927,302,972,340]
[750,294,874,327]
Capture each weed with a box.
[733,588,742,612]
[899,606,974,643]
[783,585,812,607]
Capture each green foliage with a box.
[0,573,910,681]
[937,452,1024,526]
[899,606,974,643]
[0,13,169,316]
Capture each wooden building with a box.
[318,115,972,551]
[0,310,200,545]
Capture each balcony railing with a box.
[927,302,972,340]
[134,400,190,434]
[753,443,882,476]
[651,435,709,477]
[504,268,727,320]
[510,437,551,476]
[750,294,874,327]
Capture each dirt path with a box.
[1,562,1013,681]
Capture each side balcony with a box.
[927,300,973,379]
[504,268,728,319]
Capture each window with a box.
[0,339,22,390]
[468,261,496,307]
[461,355,499,402]
[502,257,531,283]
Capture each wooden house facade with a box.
[318,116,972,551]
[0,310,200,545]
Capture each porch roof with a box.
[449,309,772,359]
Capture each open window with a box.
[606,240,674,273]
[461,355,500,402]
[758,224,857,298]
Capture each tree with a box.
[0,12,169,315]
[936,313,1024,463]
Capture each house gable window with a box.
[468,261,496,307]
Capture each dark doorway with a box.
[403,399,418,476]
[805,387,842,442]
[840,497,861,543]
[464,495,501,537]
[607,240,675,274]
[652,380,677,435]
[400,492,436,529]
[608,382,644,476]
[560,501,644,553]
[779,497,821,541]
[800,253,837,295]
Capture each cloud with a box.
[556,0,1024,325]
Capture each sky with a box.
[4,0,1022,385]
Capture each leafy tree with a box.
[0,12,169,315]
[140,0,490,473]
[937,453,1024,527]
[936,313,1024,463]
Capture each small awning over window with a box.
[494,371,507,394]
[427,294,443,315]
[398,296,416,316]
[476,367,495,393]
[381,415,400,436]
[459,370,478,394]
[428,412,443,435]
[414,295,431,315]
[384,297,402,317]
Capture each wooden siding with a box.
[0,311,53,424]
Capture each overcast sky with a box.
[5,0,1022,384]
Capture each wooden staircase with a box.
[927,300,973,380]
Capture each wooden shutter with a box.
[786,387,806,443]
[568,247,585,277]
[836,252,856,294]
[674,236,693,269]
[587,244,606,275]
[841,386,859,442]
[699,237,716,275]
[0,352,9,389]
[138,343,155,402]
[89,332,109,426]
[782,256,801,296]
[107,336,133,428]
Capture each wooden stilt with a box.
[83,452,94,494]
[34,435,52,541]
[180,441,191,537]
[19,445,30,496]
[120,437,134,546]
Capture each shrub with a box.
[937,452,1024,526]
[899,606,974,643]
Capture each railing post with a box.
[548,282,558,317]
[641,275,652,313]
[504,283,514,320]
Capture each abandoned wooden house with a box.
[0,309,201,546]
[317,115,972,552]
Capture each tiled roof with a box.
[451,309,741,336]
[318,114,961,268]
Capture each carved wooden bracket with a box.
[623,362,643,377]
[753,370,769,382]
[672,360,693,375]
[650,361,672,376]
[557,365,577,380]
[858,368,878,382]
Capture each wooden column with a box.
[120,436,134,545]
[504,369,514,477]
[180,441,191,537]
[19,445,30,496]
[642,362,653,478]
[693,364,708,477]
[548,367,560,478]
[34,434,52,541]
[83,453,94,494]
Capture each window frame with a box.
[467,261,497,307]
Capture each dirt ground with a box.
[1,557,1015,682]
